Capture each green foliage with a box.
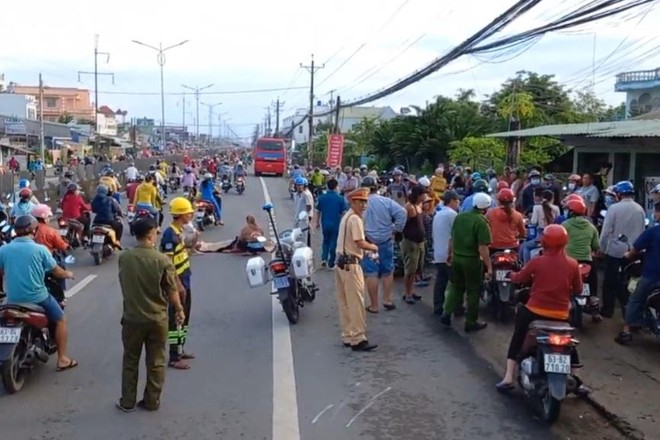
[58,112,74,124]
[340,70,627,173]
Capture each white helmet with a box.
[473,193,492,210]
[203,173,213,180]
[418,176,431,188]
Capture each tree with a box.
[58,112,74,124]
[448,137,506,170]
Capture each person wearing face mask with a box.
[566,174,582,195]
[521,170,543,215]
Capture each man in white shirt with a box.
[294,180,314,223]
[125,163,139,182]
[432,191,460,315]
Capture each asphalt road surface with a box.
[0,175,625,440]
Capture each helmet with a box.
[170,197,194,216]
[14,215,37,236]
[566,199,587,216]
[184,167,192,174]
[18,179,30,189]
[314,167,320,172]
[360,164,367,170]
[562,193,583,206]
[528,170,541,178]
[103,168,114,177]
[496,188,515,203]
[67,182,79,192]
[96,184,109,196]
[136,174,144,182]
[603,185,616,197]
[471,172,482,181]
[293,164,299,169]
[418,177,431,188]
[203,173,213,180]
[496,180,509,191]
[473,192,492,209]
[614,180,634,195]
[18,188,32,199]
[472,179,489,193]
[294,176,306,186]
[31,204,53,220]
[568,174,581,182]
[64,171,74,179]
[237,162,243,167]
[320,169,330,176]
[392,169,403,176]
[149,165,156,171]
[541,224,569,249]
[361,176,377,188]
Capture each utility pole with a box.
[182,93,186,131]
[300,54,325,164]
[334,95,341,134]
[182,83,214,142]
[201,101,222,146]
[272,97,284,137]
[38,73,45,161]
[264,106,272,136]
[78,34,114,152]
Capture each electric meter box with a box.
[291,247,314,279]
[246,257,268,288]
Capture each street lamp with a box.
[131,39,189,149]
[201,101,222,145]
[182,83,214,142]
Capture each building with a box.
[282,103,331,144]
[335,106,397,133]
[0,94,37,119]
[615,68,660,118]
[6,84,94,122]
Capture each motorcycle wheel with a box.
[93,252,102,266]
[540,389,562,424]
[2,344,26,394]
[282,283,300,324]
[129,224,135,236]
[569,300,583,329]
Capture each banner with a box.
[326,134,345,168]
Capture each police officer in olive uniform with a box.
[117,217,183,412]
[161,197,196,370]
[335,188,379,352]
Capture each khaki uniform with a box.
[118,245,179,409]
[335,209,367,345]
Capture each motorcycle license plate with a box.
[59,228,68,236]
[495,270,510,282]
[576,297,587,306]
[543,353,571,374]
[273,277,290,290]
[92,234,105,244]
[127,214,135,221]
[0,327,21,344]
[195,211,204,219]
[628,278,639,293]
[581,284,590,296]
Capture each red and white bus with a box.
[254,137,287,176]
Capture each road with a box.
[0,175,625,440]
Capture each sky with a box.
[1,0,659,141]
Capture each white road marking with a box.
[260,177,301,440]
[65,274,97,299]
[312,404,335,424]
[345,387,392,428]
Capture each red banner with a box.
[326,134,345,168]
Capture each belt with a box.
[345,255,362,264]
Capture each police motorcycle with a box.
[0,248,75,394]
[245,204,317,324]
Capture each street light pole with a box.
[201,101,222,145]
[182,83,214,142]
[132,39,189,149]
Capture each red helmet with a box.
[496,180,509,191]
[497,188,515,203]
[566,199,586,216]
[561,193,583,206]
[541,224,569,249]
[18,188,32,199]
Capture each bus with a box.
[254,137,287,176]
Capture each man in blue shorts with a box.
[0,215,77,371]
[361,176,407,312]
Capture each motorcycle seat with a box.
[530,320,574,332]
[0,302,45,313]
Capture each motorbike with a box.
[568,264,599,328]
[90,223,116,265]
[0,255,75,394]
[194,200,216,231]
[235,177,245,195]
[245,205,318,324]
[0,219,14,246]
[516,319,581,423]
[57,216,86,249]
[221,176,232,194]
[169,176,180,193]
[127,204,156,236]
[485,249,520,322]
[622,235,660,338]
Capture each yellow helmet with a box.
[169,197,194,215]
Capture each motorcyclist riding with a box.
[12,179,39,205]
[234,162,247,185]
[496,224,583,391]
[200,173,223,226]
[486,188,526,252]
[99,168,122,204]
[91,184,124,249]
[60,183,91,245]
[132,174,163,225]
[11,188,37,221]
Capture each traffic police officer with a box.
[117,217,183,412]
[161,197,196,369]
[335,188,379,352]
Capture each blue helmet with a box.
[18,178,30,189]
[471,172,482,181]
[294,176,307,186]
[614,180,634,195]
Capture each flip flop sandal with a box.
[365,307,379,314]
[168,360,191,370]
[384,303,396,311]
[56,359,79,372]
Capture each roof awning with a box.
[486,120,660,139]
[5,144,37,155]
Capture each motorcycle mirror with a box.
[64,255,76,265]
[5,194,10,200]
[256,236,267,243]
[645,218,650,227]
[0,220,5,228]
[1,225,11,234]
[262,203,274,211]
[600,209,607,218]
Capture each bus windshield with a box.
[257,140,284,151]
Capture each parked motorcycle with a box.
[485,249,520,322]
[0,255,75,393]
[568,264,599,328]
[194,200,216,231]
[235,177,245,195]
[90,224,116,265]
[245,204,317,324]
